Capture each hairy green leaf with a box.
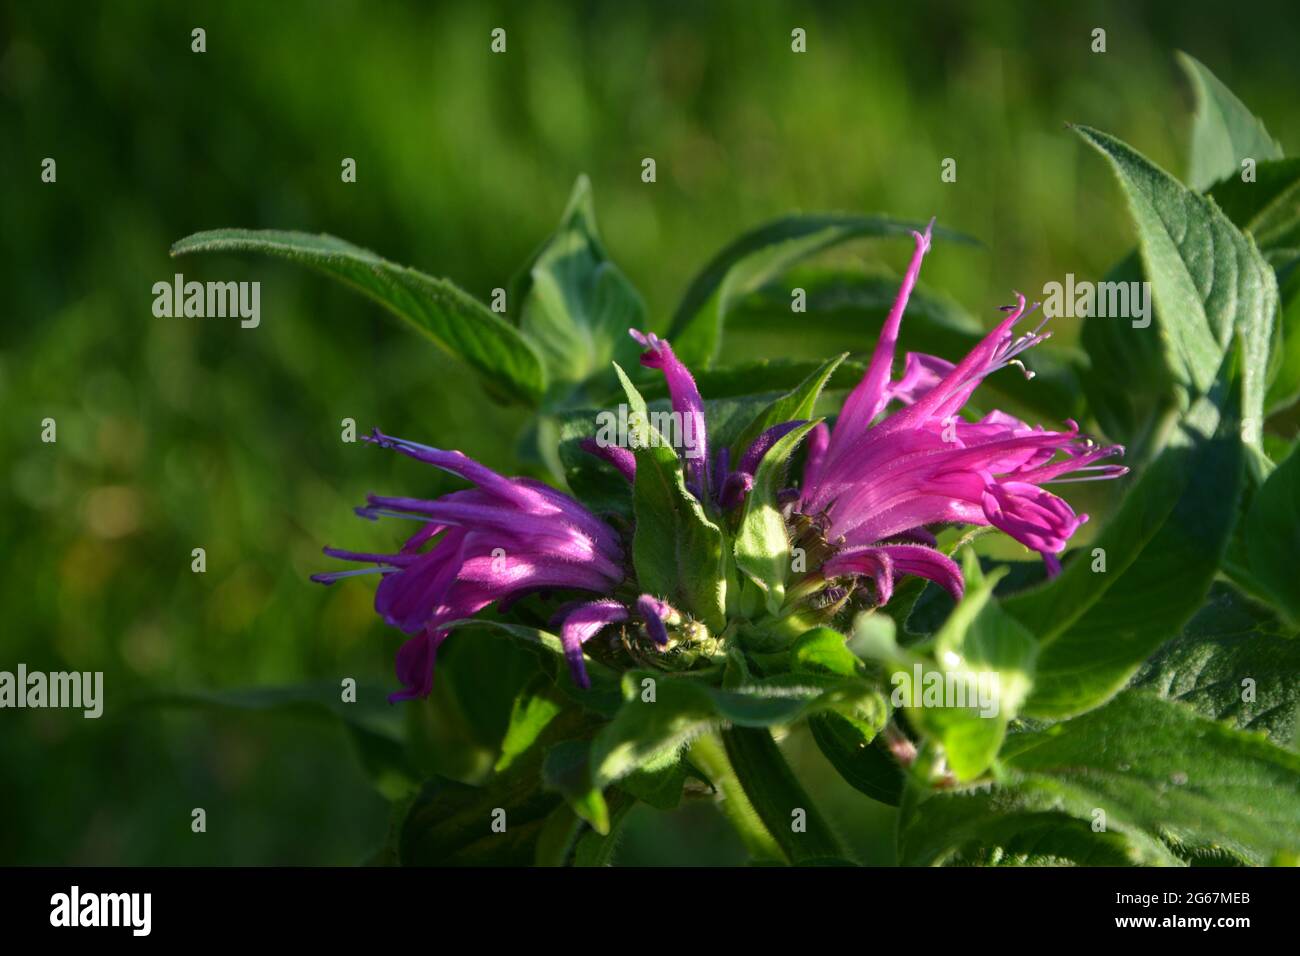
[722,725,850,863]
[920,562,1038,781]
[517,176,647,399]
[1179,52,1283,192]
[171,229,548,404]
[902,691,1300,866]
[495,674,567,772]
[1075,125,1277,454]
[400,771,561,866]
[1209,158,1300,255]
[809,713,904,806]
[899,775,1179,866]
[1242,441,1300,625]
[1131,583,1300,745]
[1001,692,1300,865]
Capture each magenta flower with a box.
[313,431,632,698]
[800,222,1127,600]
[314,431,694,697]
[588,222,1122,609]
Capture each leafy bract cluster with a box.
[172,53,1300,867]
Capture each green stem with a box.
[721,725,852,864]
[689,733,783,863]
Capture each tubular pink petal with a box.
[322,546,420,567]
[822,547,895,605]
[738,420,809,476]
[366,430,545,511]
[580,438,636,483]
[390,630,446,702]
[636,594,678,646]
[718,470,755,511]
[981,481,1083,556]
[833,222,934,443]
[873,544,965,601]
[629,329,709,491]
[801,421,831,496]
[559,600,629,689]
[884,352,955,407]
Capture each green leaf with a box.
[809,713,904,806]
[542,739,610,834]
[902,691,1300,866]
[667,214,974,367]
[517,176,647,399]
[494,675,566,773]
[734,419,822,614]
[791,628,898,803]
[399,771,562,866]
[170,229,548,405]
[441,619,623,718]
[727,355,845,464]
[587,670,875,792]
[722,725,851,864]
[1004,396,1244,718]
[1091,161,1300,439]
[1075,125,1278,453]
[422,624,537,754]
[1001,692,1300,865]
[1242,441,1300,625]
[1131,583,1300,745]
[898,774,1179,866]
[918,562,1038,781]
[1178,52,1283,192]
[1208,159,1300,414]
[572,791,638,866]
[619,754,706,810]
[1077,251,1177,454]
[1263,267,1300,413]
[791,626,866,679]
[1209,158,1300,256]
[402,685,602,863]
[850,560,1037,782]
[615,364,727,631]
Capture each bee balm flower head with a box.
[313,431,629,699]
[800,221,1126,602]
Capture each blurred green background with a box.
[2,0,1297,865]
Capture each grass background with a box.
[2,0,1297,864]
